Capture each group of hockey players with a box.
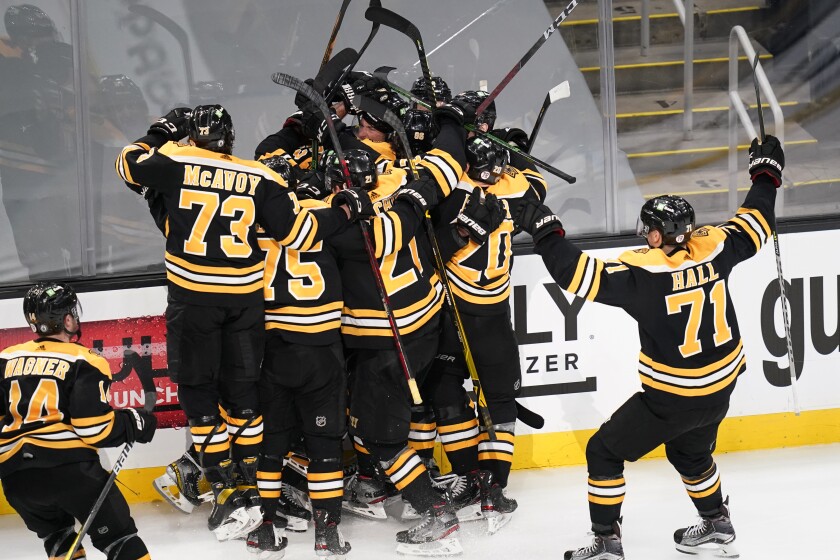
[0,7,787,559]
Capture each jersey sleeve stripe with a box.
[727,216,761,251]
[566,254,590,295]
[116,145,143,185]
[585,259,605,301]
[737,207,771,238]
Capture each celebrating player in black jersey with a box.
[514,136,785,560]
[116,104,351,541]
[0,283,156,560]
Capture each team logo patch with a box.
[514,380,521,390]
[316,416,327,427]
[480,170,491,180]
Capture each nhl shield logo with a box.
[316,416,327,427]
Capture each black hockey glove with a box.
[300,103,343,146]
[433,98,476,128]
[294,78,318,110]
[295,169,330,200]
[332,187,375,222]
[514,198,565,244]
[748,134,784,187]
[456,187,503,245]
[148,107,192,141]
[395,178,439,218]
[120,407,157,444]
[492,127,529,152]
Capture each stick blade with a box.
[365,6,420,39]
[549,80,571,103]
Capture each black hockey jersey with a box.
[258,198,343,345]
[0,339,135,476]
[534,176,777,408]
[328,168,445,349]
[433,167,529,315]
[116,134,348,306]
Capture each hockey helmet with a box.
[98,74,148,134]
[453,90,496,129]
[189,104,235,153]
[466,136,506,185]
[411,76,452,105]
[360,90,409,135]
[261,155,298,188]
[637,195,695,245]
[23,282,81,337]
[324,149,378,191]
[4,4,59,44]
[396,109,436,158]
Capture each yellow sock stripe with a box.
[308,470,344,500]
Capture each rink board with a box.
[1,227,838,512]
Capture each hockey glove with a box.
[748,134,784,187]
[121,407,157,444]
[492,127,529,152]
[295,169,330,200]
[395,178,439,218]
[456,187,503,245]
[433,99,476,129]
[294,78,317,110]
[514,199,565,243]
[332,187,375,222]
[148,107,192,141]
[300,103,343,146]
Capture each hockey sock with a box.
[225,408,264,462]
[307,457,344,519]
[257,454,283,522]
[680,462,725,516]
[375,445,437,514]
[437,404,480,474]
[478,422,515,487]
[587,475,625,529]
[189,415,230,469]
[408,404,438,459]
[353,438,379,478]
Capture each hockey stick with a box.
[322,0,384,110]
[374,73,576,183]
[365,6,437,106]
[64,400,156,560]
[476,0,583,118]
[527,80,571,153]
[320,0,353,69]
[752,55,799,415]
[272,72,422,405]
[354,95,497,439]
[128,4,194,104]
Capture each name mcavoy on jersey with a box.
[183,164,262,195]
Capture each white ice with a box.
[3,443,836,559]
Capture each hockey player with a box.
[513,136,785,560]
[245,155,350,559]
[0,282,156,560]
[426,135,530,533]
[115,104,352,541]
[410,76,453,108]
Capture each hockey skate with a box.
[395,501,461,557]
[342,473,388,520]
[246,518,288,560]
[674,499,738,558]
[564,519,624,560]
[443,471,482,523]
[314,509,351,559]
[207,460,263,541]
[477,470,517,534]
[277,482,313,532]
[153,451,211,514]
[238,457,265,531]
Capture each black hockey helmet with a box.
[261,155,298,188]
[453,90,496,129]
[637,195,696,245]
[397,109,436,158]
[360,90,409,135]
[411,76,452,105]
[189,104,235,153]
[466,136,506,185]
[324,149,378,191]
[98,74,148,134]
[4,4,59,44]
[23,282,81,337]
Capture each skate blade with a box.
[484,511,511,535]
[455,504,483,523]
[277,514,309,532]
[675,541,739,558]
[247,541,288,560]
[342,500,388,520]
[401,502,421,521]
[396,537,463,557]
[214,507,263,541]
[153,475,196,514]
